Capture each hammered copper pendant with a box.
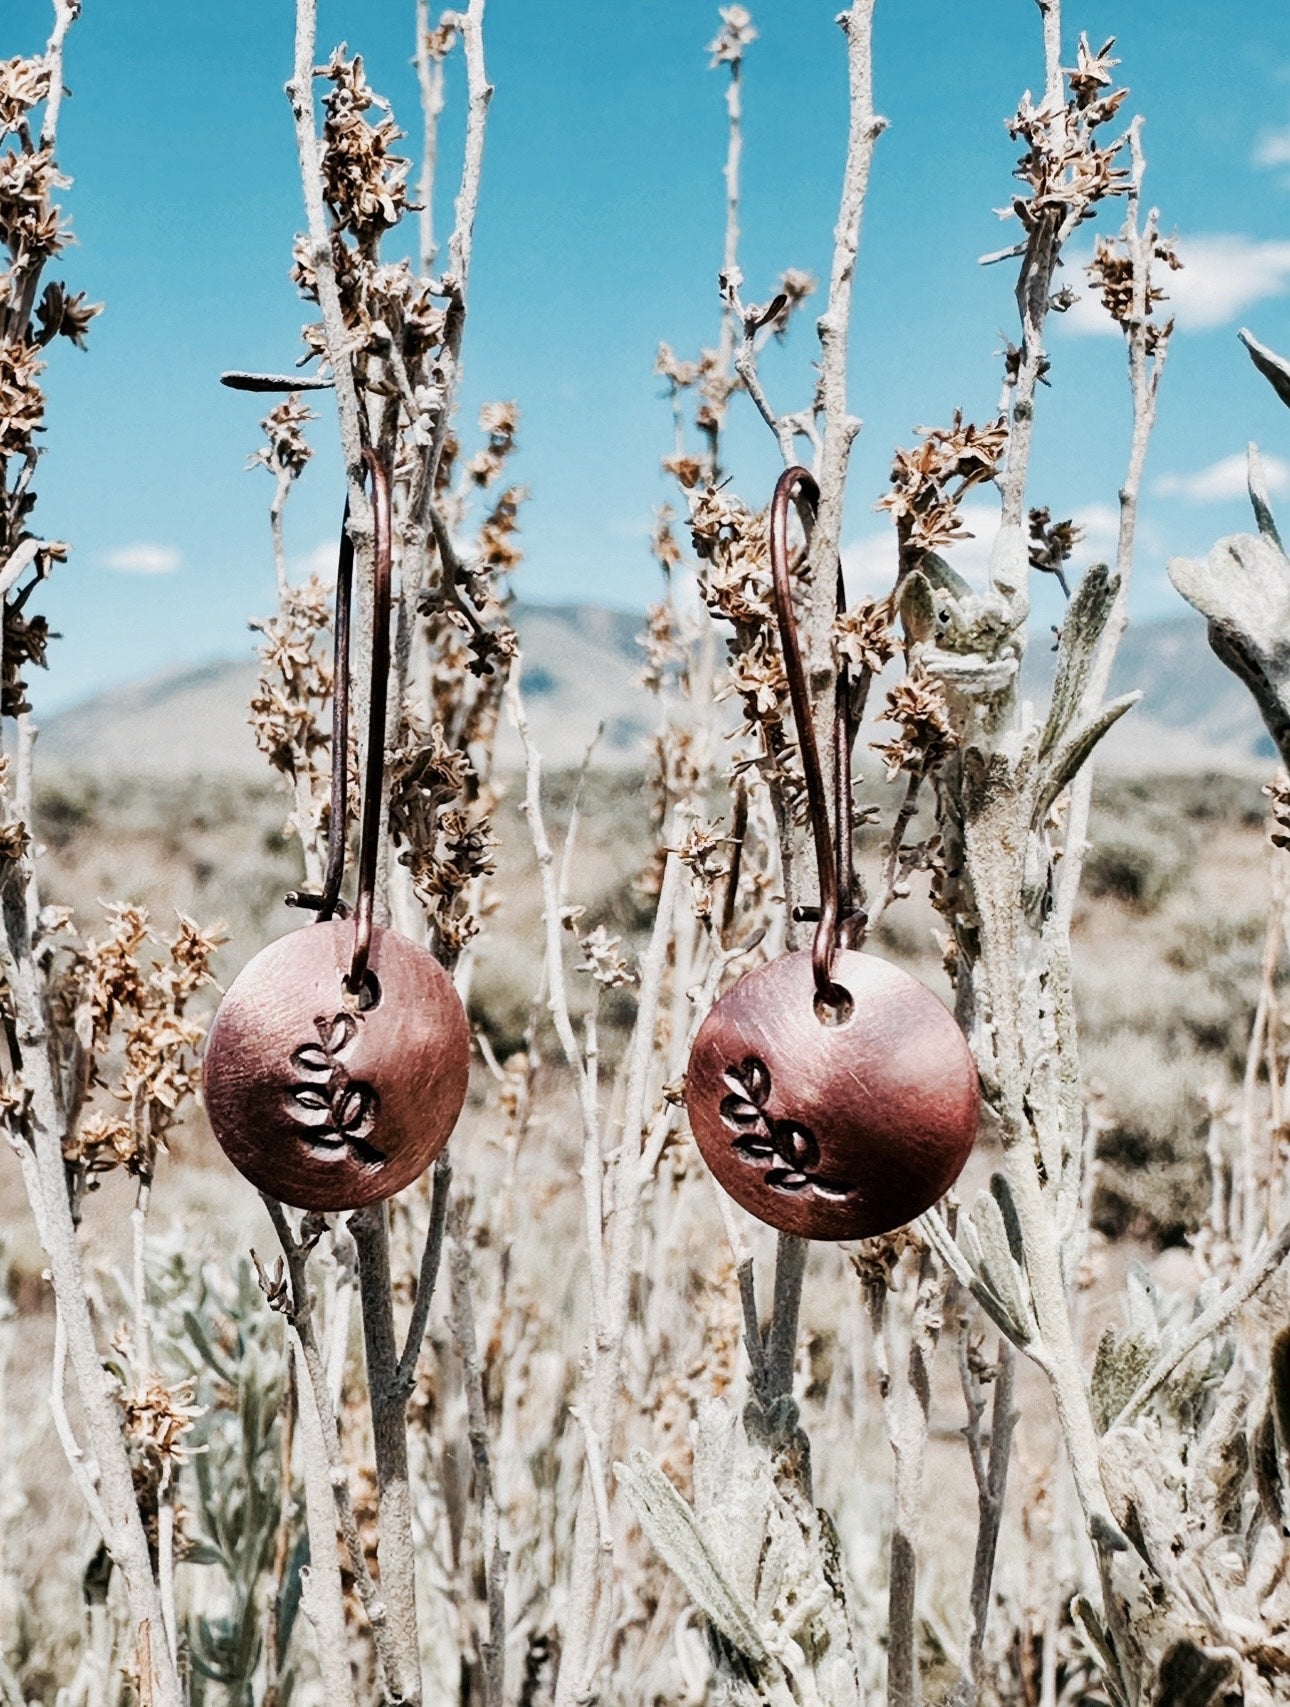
[686,948,978,1241]
[685,466,980,1241]
[204,921,470,1211]
[203,449,470,1211]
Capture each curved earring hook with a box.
[768,465,859,1007]
[284,448,392,995]
[348,447,392,994]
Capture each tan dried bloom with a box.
[576,925,636,990]
[34,281,102,350]
[650,507,683,574]
[872,672,958,779]
[708,6,758,66]
[640,599,686,695]
[1027,506,1085,596]
[877,412,1008,555]
[466,404,520,486]
[655,342,701,390]
[423,19,460,60]
[252,394,317,479]
[0,56,51,135]
[65,1109,137,1173]
[119,1377,204,1469]
[1265,774,1290,851]
[2,602,52,717]
[662,452,705,490]
[1006,38,1129,236]
[0,143,68,257]
[0,816,29,862]
[1086,233,1180,353]
[319,50,411,246]
[750,267,817,339]
[248,575,335,783]
[834,599,897,676]
[78,904,152,1043]
[0,338,45,454]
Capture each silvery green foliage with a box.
[149,1246,303,1705]
[1169,443,1290,771]
[1087,1270,1290,1706]
[619,1398,861,1707]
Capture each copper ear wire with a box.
[284,448,391,994]
[768,466,863,1008]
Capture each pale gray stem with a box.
[131,1175,151,1372]
[264,1198,407,1701]
[508,673,607,1323]
[421,0,491,503]
[556,847,686,1705]
[712,47,743,420]
[291,1340,360,1707]
[763,1233,807,1402]
[350,1203,424,1706]
[157,1472,179,1670]
[393,1151,453,1394]
[878,1253,946,1707]
[448,1218,507,1707]
[767,0,885,1412]
[414,0,448,276]
[867,771,925,933]
[49,1309,113,1542]
[1038,0,1062,105]
[811,0,885,572]
[40,0,78,148]
[961,1338,1017,1698]
[997,0,1066,554]
[1056,122,1168,929]
[270,465,292,599]
[288,0,369,508]
[0,895,181,1707]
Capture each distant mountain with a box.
[37,602,1271,777]
[40,602,656,776]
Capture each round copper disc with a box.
[685,948,979,1241]
[203,920,470,1210]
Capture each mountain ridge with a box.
[37,601,1271,777]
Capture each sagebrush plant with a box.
[2,3,1289,1707]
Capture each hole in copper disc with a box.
[814,983,854,1028]
[355,971,382,1012]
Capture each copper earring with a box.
[203,451,470,1210]
[684,467,979,1241]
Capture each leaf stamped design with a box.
[719,1056,854,1201]
[285,1011,384,1166]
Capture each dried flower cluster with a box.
[57,907,224,1184]
[708,6,757,67]
[871,670,958,779]
[251,392,317,480]
[1006,34,1130,237]
[0,52,97,717]
[388,708,497,956]
[247,574,344,860]
[1028,504,1085,596]
[1087,229,1181,353]
[877,410,1009,559]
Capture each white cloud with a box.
[290,539,340,581]
[1063,234,1290,335]
[844,500,1000,596]
[1254,126,1290,171]
[1153,450,1290,503]
[1072,501,1121,557]
[843,498,1123,596]
[99,542,181,575]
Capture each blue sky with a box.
[14,0,1290,710]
